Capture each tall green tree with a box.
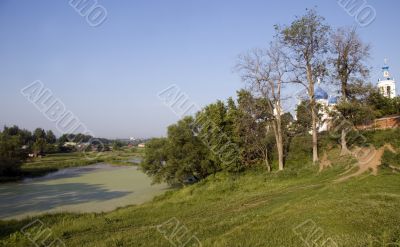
[45,130,57,144]
[0,128,25,176]
[32,138,46,156]
[142,117,218,185]
[277,9,330,164]
[234,90,274,171]
[195,101,241,172]
[141,138,168,184]
[33,128,46,141]
[3,125,33,148]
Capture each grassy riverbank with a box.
[0,148,143,182]
[1,151,400,246]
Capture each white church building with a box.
[314,60,397,132]
[377,60,396,99]
[314,79,339,132]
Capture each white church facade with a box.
[314,80,339,132]
[315,60,397,132]
[377,61,396,99]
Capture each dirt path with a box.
[336,144,397,182]
[319,152,332,172]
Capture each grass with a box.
[0,131,399,246]
[1,147,400,246]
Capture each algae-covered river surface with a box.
[0,164,168,220]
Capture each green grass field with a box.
[1,148,399,246]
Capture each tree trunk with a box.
[311,101,319,164]
[265,148,271,172]
[341,80,347,100]
[306,63,318,164]
[276,121,284,171]
[340,128,351,156]
[272,112,284,171]
[276,138,284,171]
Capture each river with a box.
[0,163,168,220]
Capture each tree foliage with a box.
[0,126,26,176]
[142,117,219,185]
[142,90,294,184]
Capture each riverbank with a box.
[0,148,143,183]
[1,160,400,246]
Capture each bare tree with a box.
[277,9,330,164]
[329,27,370,156]
[330,27,370,100]
[236,41,288,171]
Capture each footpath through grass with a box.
[1,157,400,246]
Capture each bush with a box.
[0,134,24,177]
[285,135,313,168]
[0,158,21,177]
[382,150,400,169]
[359,129,400,148]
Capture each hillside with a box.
[1,130,400,246]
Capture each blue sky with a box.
[0,0,399,138]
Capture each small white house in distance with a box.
[138,143,146,148]
[63,142,77,147]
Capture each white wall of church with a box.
[378,79,396,99]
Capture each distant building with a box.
[63,142,77,147]
[377,59,396,99]
[77,143,89,149]
[138,143,146,148]
[307,59,398,133]
[314,79,339,132]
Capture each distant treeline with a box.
[0,125,122,177]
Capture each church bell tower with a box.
[377,59,396,98]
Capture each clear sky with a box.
[0,0,399,138]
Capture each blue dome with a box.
[315,86,328,100]
[328,96,339,105]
